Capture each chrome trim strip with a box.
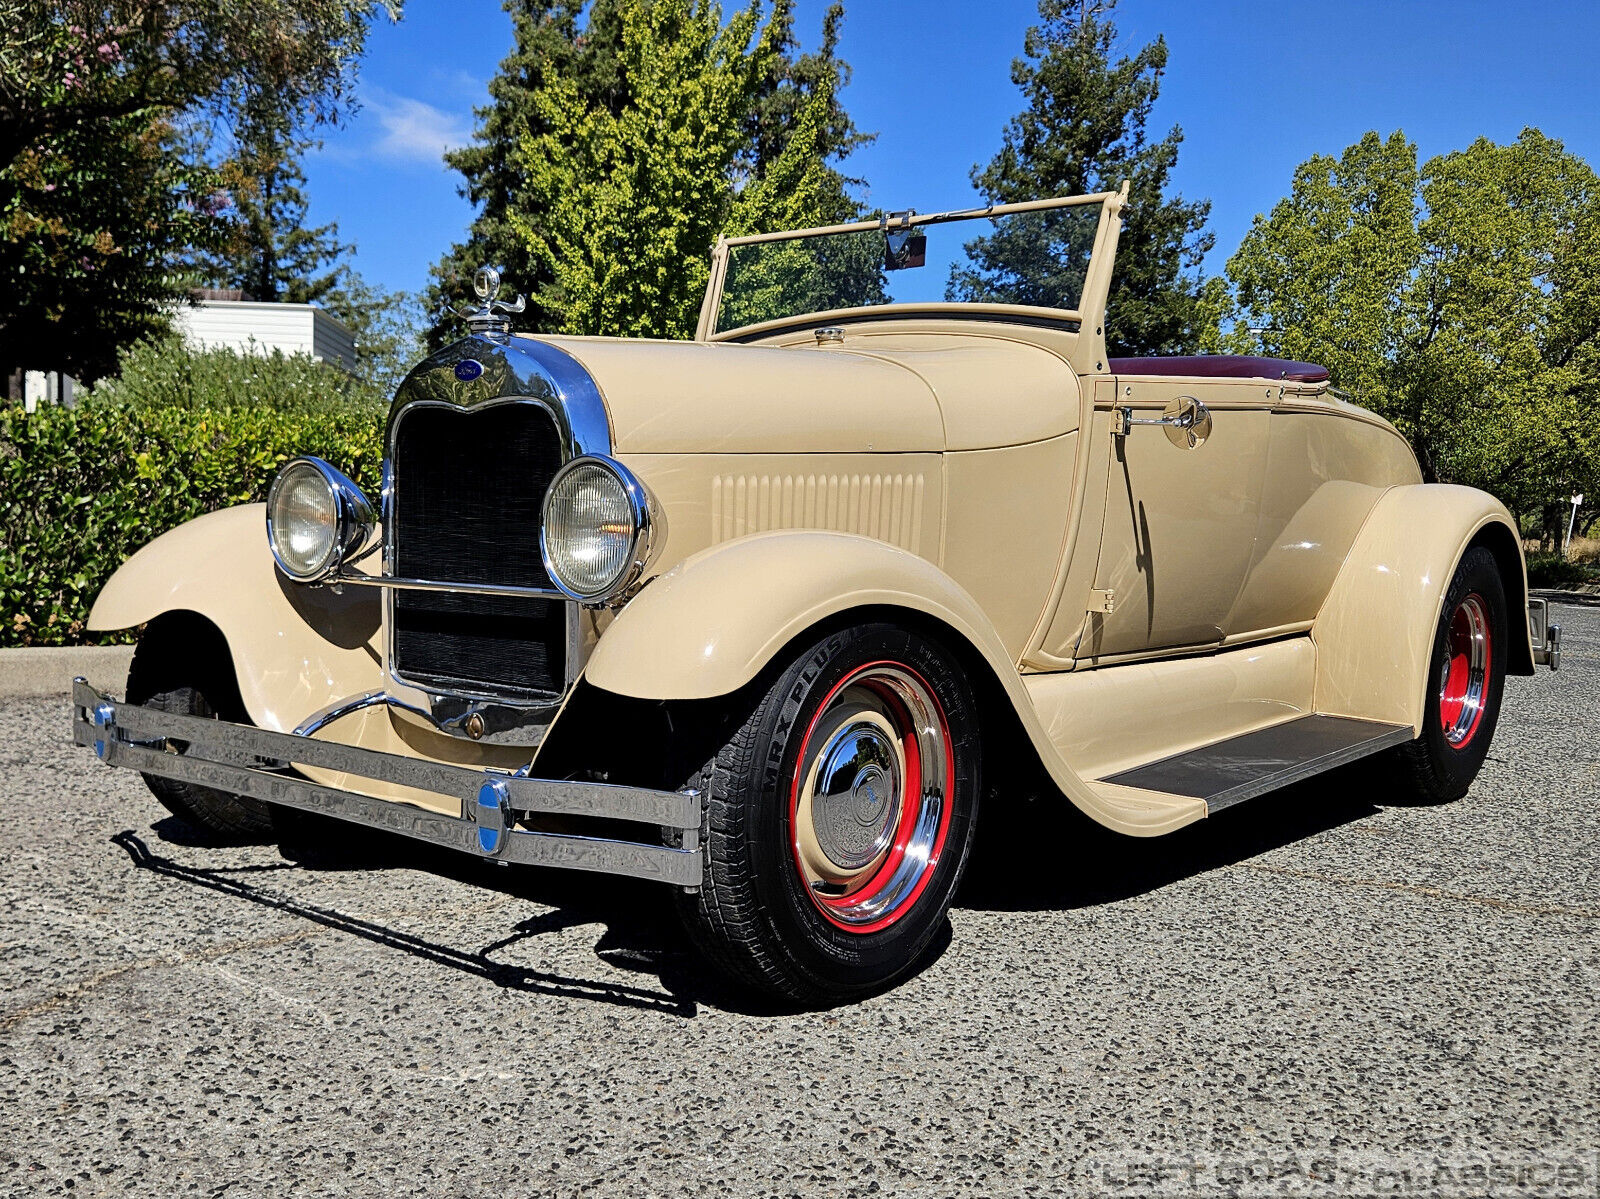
[292,689,387,738]
[71,681,702,888]
[331,574,567,600]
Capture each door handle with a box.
[1112,395,1212,449]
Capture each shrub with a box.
[93,335,389,412]
[0,398,382,647]
[1525,552,1599,590]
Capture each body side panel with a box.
[622,452,945,582]
[1075,379,1274,660]
[1225,401,1422,634]
[940,433,1079,656]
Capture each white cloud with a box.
[364,89,472,166]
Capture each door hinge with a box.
[1089,588,1116,614]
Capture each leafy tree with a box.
[1227,128,1600,540]
[322,276,424,395]
[0,0,397,172]
[0,0,396,383]
[430,0,868,344]
[950,0,1214,355]
[175,95,423,393]
[0,27,224,383]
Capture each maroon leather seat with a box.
[1107,355,1330,384]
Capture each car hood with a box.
[539,333,1081,454]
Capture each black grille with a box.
[390,402,567,699]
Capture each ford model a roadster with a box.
[72,189,1561,1004]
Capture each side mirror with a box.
[884,226,926,271]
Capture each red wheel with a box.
[1391,546,1508,802]
[679,624,981,1005]
[789,662,955,935]
[1437,593,1491,748]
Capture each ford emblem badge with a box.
[454,359,484,382]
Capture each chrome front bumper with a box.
[70,679,703,889]
[1528,598,1562,670]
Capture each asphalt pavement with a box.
[2,607,1596,1197]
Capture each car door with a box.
[1072,375,1273,662]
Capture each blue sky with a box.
[304,0,1600,302]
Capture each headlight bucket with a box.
[540,454,659,604]
[265,456,376,583]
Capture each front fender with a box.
[88,504,384,732]
[585,531,1020,701]
[585,530,1206,836]
[1312,484,1532,732]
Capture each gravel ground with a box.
[2,608,1596,1198]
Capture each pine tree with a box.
[423,1,619,348]
[427,0,869,346]
[950,0,1213,356]
[194,109,350,304]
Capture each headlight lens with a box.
[541,456,651,602]
[266,457,373,582]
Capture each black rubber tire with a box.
[125,616,274,840]
[1390,545,1509,802]
[271,805,401,868]
[678,623,981,1006]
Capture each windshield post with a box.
[1067,181,1129,376]
[695,238,731,341]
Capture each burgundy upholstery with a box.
[1107,355,1330,384]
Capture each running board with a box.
[1101,715,1414,814]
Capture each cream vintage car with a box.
[71,189,1561,1004]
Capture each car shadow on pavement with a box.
[959,760,1396,913]
[114,817,870,1017]
[111,827,725,1018]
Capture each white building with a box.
[20,370,75,412]
[172,299,357,372]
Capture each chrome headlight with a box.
[265,456,375,582]
[540,455,658,604]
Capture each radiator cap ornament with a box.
[458,266,526,337]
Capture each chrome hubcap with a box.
[790,663,953,933]
[808,715,901,873]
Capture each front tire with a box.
[1390,545,1508,802]
[125,615,274,840]
[680,623,981,1006]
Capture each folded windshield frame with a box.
[695,190,1126,359]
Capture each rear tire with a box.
[1390,545,1508,802]
[679,623,981,1006]
[125,615,274,841]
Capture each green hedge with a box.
[1,397,383,647]
[96,336,389,412]
[1525,552,1599,590]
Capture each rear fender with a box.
[88,504,384,732]
[1312,484,1532,731]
